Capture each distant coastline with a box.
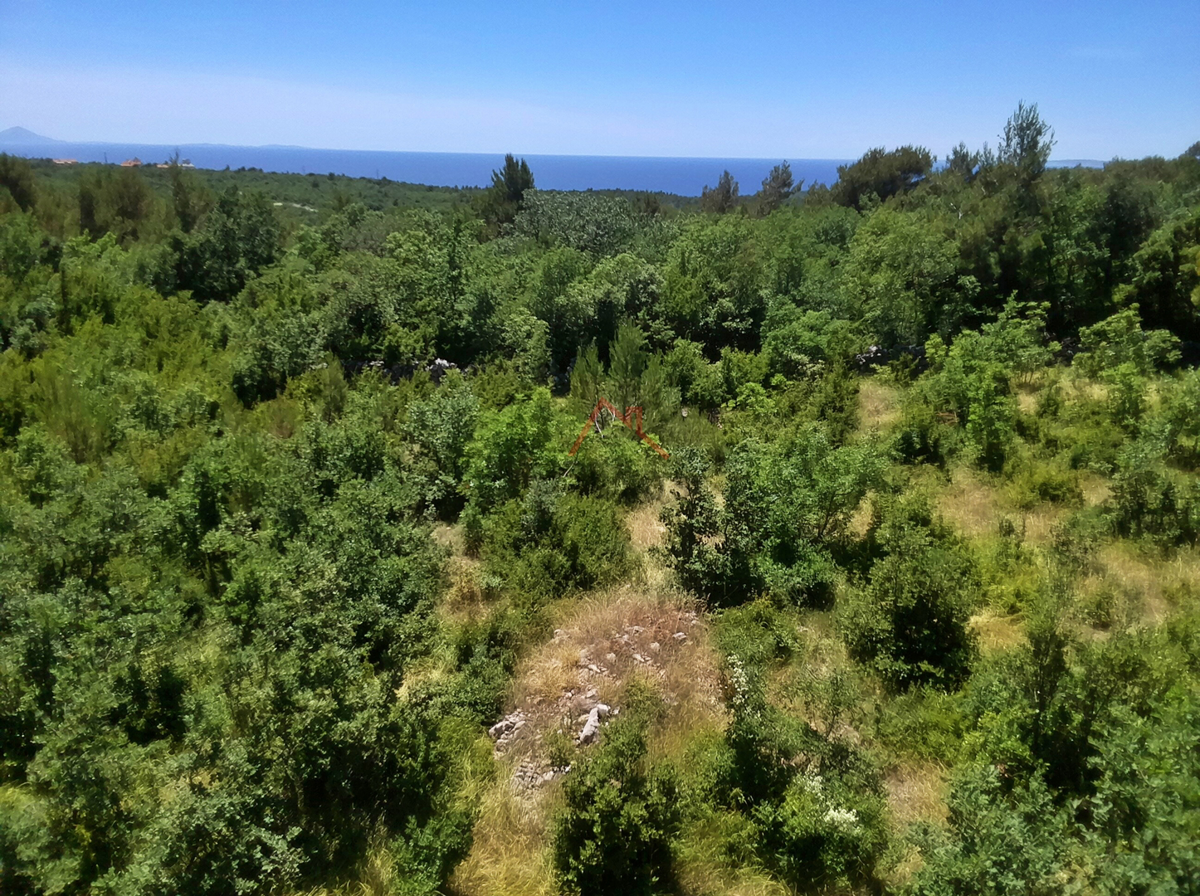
[0,133,1105,196]
[0,139,855,195]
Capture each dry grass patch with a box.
[506,586,725,759]
[938,465,1067,546]
[627,489,670,552]
[885,761,950,830]
[1080,473,1112,508]
[970,610,1025,654]
[1075,543,1200,631]
[452,586,726,896]
[858,379,902,433]
[938,466,1004,540]
[675,844,792,896]
[448,775,558,896]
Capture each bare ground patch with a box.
[450,585,725,896]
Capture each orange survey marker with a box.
[569,398,670,459]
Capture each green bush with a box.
[753,772,888,892]
[570,427,662,505]
[663,427,884,606]
[840,524,977,691]
[553,715,680,896]
[481,484,635,603]
[910,765,1072,896]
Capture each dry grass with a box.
[1074,543,1200,632]
[970,610,1026,654]
[858,379,903,433]
[675,841,792,896]
[451,584,726,896]
[1016,388,1039,415]
[1080,473,1112,508]
[885,761,950,830]
[937,466,1005,540]
[431,521,464,553]
[937,464,1065,546]
[509,586,726,758]
[448,775,558,896]
[627,489,670,552]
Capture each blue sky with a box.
[1,0,1196,159]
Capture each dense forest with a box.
[2,105,1200,896]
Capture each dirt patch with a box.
[496,587,724,781]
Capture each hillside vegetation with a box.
[2,108,1200,896]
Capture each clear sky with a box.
[1,0,1196,160]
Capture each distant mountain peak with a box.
[0,126,62,144]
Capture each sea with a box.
[0,139,852,196]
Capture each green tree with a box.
[998,100,1056,178]
[830,145,933,211]
[840,523,976,690]
[479,153,534,231]
[168,153,207,233]
[0,154,36,213]
[756,161,798,216]
[700,169,740,214]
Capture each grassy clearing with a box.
[857,378,903,434]
[450,543,726,896]
[884,762,950,830]
[448,776,559,896]
[1072,542,1200,631]
[969,609,1026,655]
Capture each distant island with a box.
[0,126,62,144]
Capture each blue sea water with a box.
[0,140,851,196]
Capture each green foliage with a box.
[840,207,959,346]
[1085,687,1200,894]
[997,100,1056,178]
[4,130,1200,896]
[479,485,635,604]
[514,190,644,256]
[404,372,480,518]
[756,162,797,216]
[0,154,37,212]
[910,765,1073,896]
[1107,435,1200,545]
[167,187,281,303]
[700,169,740,214]
[1075,304,1181,378]
[831,145,934,211]
[479,153,534,231]
[553,714,681,896]
[463,387,567,516]
[664,427,885,606]
[913,300,1057,469]
[840,513,977,690]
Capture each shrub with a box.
[910,765,1072,896]
[663,428,884,607]
[570,428,662,505]
[404,373,480,519]
[753,772,888,892]
[481,485,635,604]
[1108,437,1200,545]
[840,526,977,690]
[553,715,680,896]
